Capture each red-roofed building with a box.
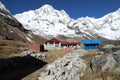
[44,38,80,49]
[45,38,61,49]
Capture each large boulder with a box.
[90,55,107,71]
[100,44,119,52]
[90,50,120,73]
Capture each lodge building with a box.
[27,38,102,52]
[44,38,80,49]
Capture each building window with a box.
[49,42,53,44]
[55,42,59,47]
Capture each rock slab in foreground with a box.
[38,49,87,80]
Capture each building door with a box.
[40,45,44,52]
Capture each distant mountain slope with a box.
[92,9,120,40]
[0,1,29,41]
[0,1,47,43]
[14,4,120,40]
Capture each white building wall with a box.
[44,42,81,49]
[80,42,84,49]
[45,42,62,49]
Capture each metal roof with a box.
[48,38,81,44]
[82,39,101,44]
[61,42,80,45]
[48,38,60,42]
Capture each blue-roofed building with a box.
[81,39,101,50]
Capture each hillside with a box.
[0,1,48,57]
[0,1,47,43]
[0,1,29,42]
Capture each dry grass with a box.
[81,69,120,80]
[0,40,27,58]
[44,49,71,63]
[31,35,47,44]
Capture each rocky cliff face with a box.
[0,1,29,41]
[0,1,48,43]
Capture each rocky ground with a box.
[38,49,87,80]
[37,49,120,80]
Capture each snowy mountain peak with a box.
[14,4,73,38]
[40,4,54,10]
[39,4,69,17]
[36,4,55,14]
[34,4,70,19]
[0,1,10,13]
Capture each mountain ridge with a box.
[14,4,120,40]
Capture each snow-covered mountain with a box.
[14,4,120,40]
[67,8,120,40]
[14,4,76,38]
[93,9,120,40]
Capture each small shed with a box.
[81,39,101,50]
[28,43,44,52]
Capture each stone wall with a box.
[22,50,50,60]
